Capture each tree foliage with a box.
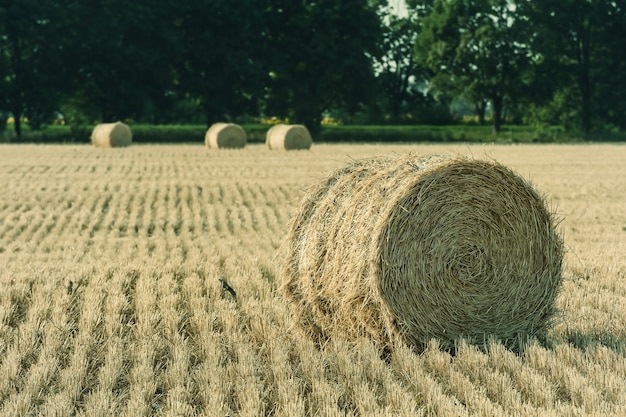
[172,0,267,125]
[0,0,67,137]
[415,0,534,133]
[413,0,625,136]
[522,0,626,135]
[371,6,435,123]
[262,0,381,133]
[1,0,382,136]
[1,0,625,138]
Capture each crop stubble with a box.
[0,143,624,416]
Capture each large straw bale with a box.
[91,121,132,147]
[205,123,247,149]
[281,153,563,352]
[266,124,312,150]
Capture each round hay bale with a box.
[91,121,132,147]
[205,123,247,149]
[266,124,312,150]
[281,154,563,352]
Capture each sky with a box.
[389,0,409,17]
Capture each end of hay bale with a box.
[266,124,313,150]
[281,154,564,353]
[205,123,247,149]
[91,121,132,147]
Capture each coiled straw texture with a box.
[266,124,313,150]
[91,121,132,147]
[205,123,247,149]
[281,154,563,352]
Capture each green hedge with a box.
[4,124,270,144]
[318,125,481,143]
[1,125,84,143]
[317,125,573,143]
[4,123,602,144]
[131,125,205,143]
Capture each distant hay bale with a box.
[205,123,247,149]
[266,124,312,150]
[281,154,563,352]
[91,122,132,147]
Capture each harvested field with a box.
[0,143,624,416]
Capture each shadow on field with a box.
[564,330,626,354]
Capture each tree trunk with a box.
[579,21,592,136]
[491,95,503,134]
[475,100,487,125]
[303,113,322,137]
[8,32,23,140]
[294,103,322,137]
[13,108,22,140]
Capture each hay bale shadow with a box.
[562,330,626,354]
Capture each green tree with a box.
[524,0,626,135]
[415,0,534,133]
[596,1,626,132]
[0,1,66,138]
[58,0,180,124]
[172,0,266,125]
[263,0,382,133]
[372,7,433,123]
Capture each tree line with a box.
[1,0,624,139]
